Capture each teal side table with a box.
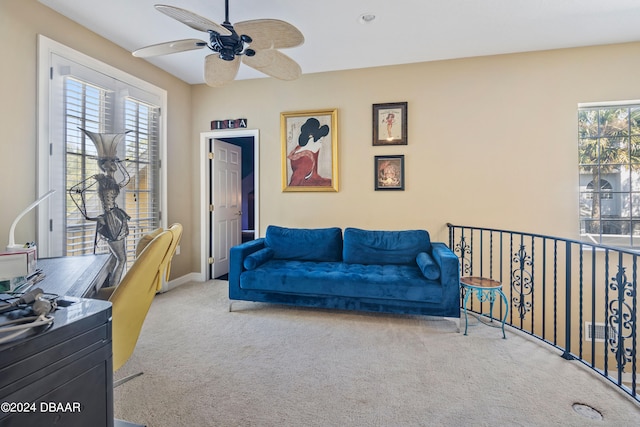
[461,276,508,339]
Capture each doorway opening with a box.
[218,136,256,243]
[200,130,259,281]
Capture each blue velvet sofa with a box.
[229,226,460,317]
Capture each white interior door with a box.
[211,139,242,278]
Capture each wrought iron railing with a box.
[447,223,638,403]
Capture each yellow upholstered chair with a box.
[98,223,182,299]
[109,227,181,427]
[135,227,164,258]
[133,223,182,292]
[159,223,183,289]
[110,230,173,372]
[95,228,164,301]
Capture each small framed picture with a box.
[375,155,405,191]
[372,102,408,145]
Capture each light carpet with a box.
[113,280,640,426]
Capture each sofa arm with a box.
[430,243,460,289]
[229,238,266,292]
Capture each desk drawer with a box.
[0,322,110,396]
[0,343,113,427]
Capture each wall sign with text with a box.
[210,118,248,130]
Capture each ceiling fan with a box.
[132,1,304,87]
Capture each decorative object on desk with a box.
[7,190,55,251]
[374,155,405,191]
[0,287,56,345]
[0,190,55,292]
[281,109,338,192]
[372,102,408,146]
[0,248,37,293]
[69,128,132,287]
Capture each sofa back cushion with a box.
[343,228,431,265]
[265,225,343,262]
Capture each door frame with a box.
[200,129,260,281]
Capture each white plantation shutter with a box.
[38,36,167,268]
[64,77,113,257]
[122,98,161,259]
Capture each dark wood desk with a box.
[37,254,115,298]
[0,253,116,426]
[0,297,113,427]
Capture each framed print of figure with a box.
[372,102,408,145]
[375,155,405,191]
[281,108,339,192]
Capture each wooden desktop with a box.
[37,253,116,298]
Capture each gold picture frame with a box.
[281,108,339,192]
[372,102,408,145]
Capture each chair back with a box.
[135,227,164,258]
[161,223,183,283]
[109,230,173,371]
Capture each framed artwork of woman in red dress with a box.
[281,109,338,192]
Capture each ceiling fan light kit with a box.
[132,1,304,87]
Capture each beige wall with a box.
[0,0,195,278]
[192,41,640,246]
[3,1,640,281]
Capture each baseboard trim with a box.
[160,272,202,293]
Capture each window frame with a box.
[578,100,640,248]
[37,35,168,258]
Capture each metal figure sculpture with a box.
[69,128,131,286]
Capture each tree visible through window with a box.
[579,103,640,246]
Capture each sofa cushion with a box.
[416,252,440,280]
[343,228,431,265]
[243,247,275,270]
[240,260,443,303]
[265,225,343,262]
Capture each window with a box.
[585,179,613,199]
[37,36,167,267]
[578,102,640,247]
[64,78,161,262]
[64,77,111,257]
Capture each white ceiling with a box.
[38,0,640,85]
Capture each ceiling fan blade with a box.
[132,39,205,58]
[234,19,304,50]
[243,49,301,81]
[204,54,240,87]
[155,4,232,36]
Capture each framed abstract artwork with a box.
[372,102,408,146]
[374,155,405,191]
[281,108,339,192]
